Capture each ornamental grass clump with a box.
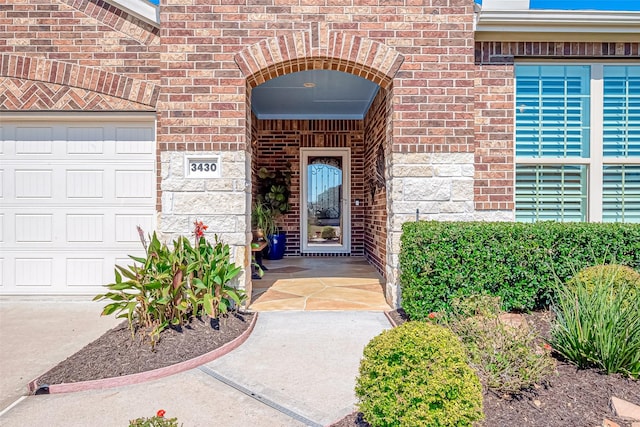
[355,321,483,427]
[551,264,640,378]
[446,295,556,395]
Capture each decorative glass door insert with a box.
[301,148,351,253]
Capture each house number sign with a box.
[185,155,221,178]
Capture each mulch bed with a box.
[34,308,640,427]
[330,309,640,427]
[37,311,254,385]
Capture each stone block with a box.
[219,161,246,179]
[161,192,173,213]
[162,178,206,192]
[499,313,528,330]
[189,214,242,234]
[452,179,474,201]
[158,214,190,233]
[440,201,472,214]
[434,164,462,177]
[461,164,475,177]
[394,201,441,215]
[172,192,246,215]
[474,210,515,222]
[204,179,237,192]
[612,397,640,421]
[391,164,434,178]
[403,178,451,201]
[392,152,433,165]
[432,153,474,165]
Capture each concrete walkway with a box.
[0,303,390,427]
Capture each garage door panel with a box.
[1,119,156,295]
[15,127,53,154]
[116,127,155,154]
[66,170,104,199]
[66,258,105,287]
[115,214,154,243]
[66,214,104,242]
[15,214,53,243]
[115,170,155,199]
[66,127,105,153]
[15,258,53,287]
[14,169,53,199]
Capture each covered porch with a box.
[248,257,391,312]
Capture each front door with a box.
[301,148,351,254]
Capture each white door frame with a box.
[300,147,351,254]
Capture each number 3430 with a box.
[190,162,217,172]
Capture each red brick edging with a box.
[383,311,399,328]
[27,313,258,395]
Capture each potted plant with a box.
[251,201,277,242]
[255,164,291,260]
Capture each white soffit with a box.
[476,2,640,36]
[105,0,159,26]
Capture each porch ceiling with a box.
[251,70,380,120]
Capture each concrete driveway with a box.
[0,302,390,426]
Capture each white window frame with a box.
[300,147,351,254]
[515,62,640,222]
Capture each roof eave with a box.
[104,0,159,27]
[476,10,640,36]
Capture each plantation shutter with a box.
[602,165,640,223]
[516,165,587,222]
[515,65,590,222]
[602,66,640,223]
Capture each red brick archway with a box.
[0,54,159,108]
[237,33,400,290]
[234,32,404,89]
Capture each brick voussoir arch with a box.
[0,54,159,108]
[234,32,404,88]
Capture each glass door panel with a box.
[301,149,350,253]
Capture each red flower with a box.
[193,220,208,238]
[157,409,166,418]
[543,343,552,351]
[428,312,437,319]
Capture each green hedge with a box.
[399,221,640,320]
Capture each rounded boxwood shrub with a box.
[355,321,483,427]
[568,264,640,297]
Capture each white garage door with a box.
[0,117,156,295]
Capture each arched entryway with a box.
[234,33,404,309]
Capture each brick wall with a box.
[0,0,160,110]
[159,0,475,154]
[473,41,640,212]
[473,64,514,211]
[363,87,389,277]
[253,119,366,257]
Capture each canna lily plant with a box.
[94,221,245,348]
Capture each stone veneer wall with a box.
[386,152,474,305]
[159,150,250,283]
